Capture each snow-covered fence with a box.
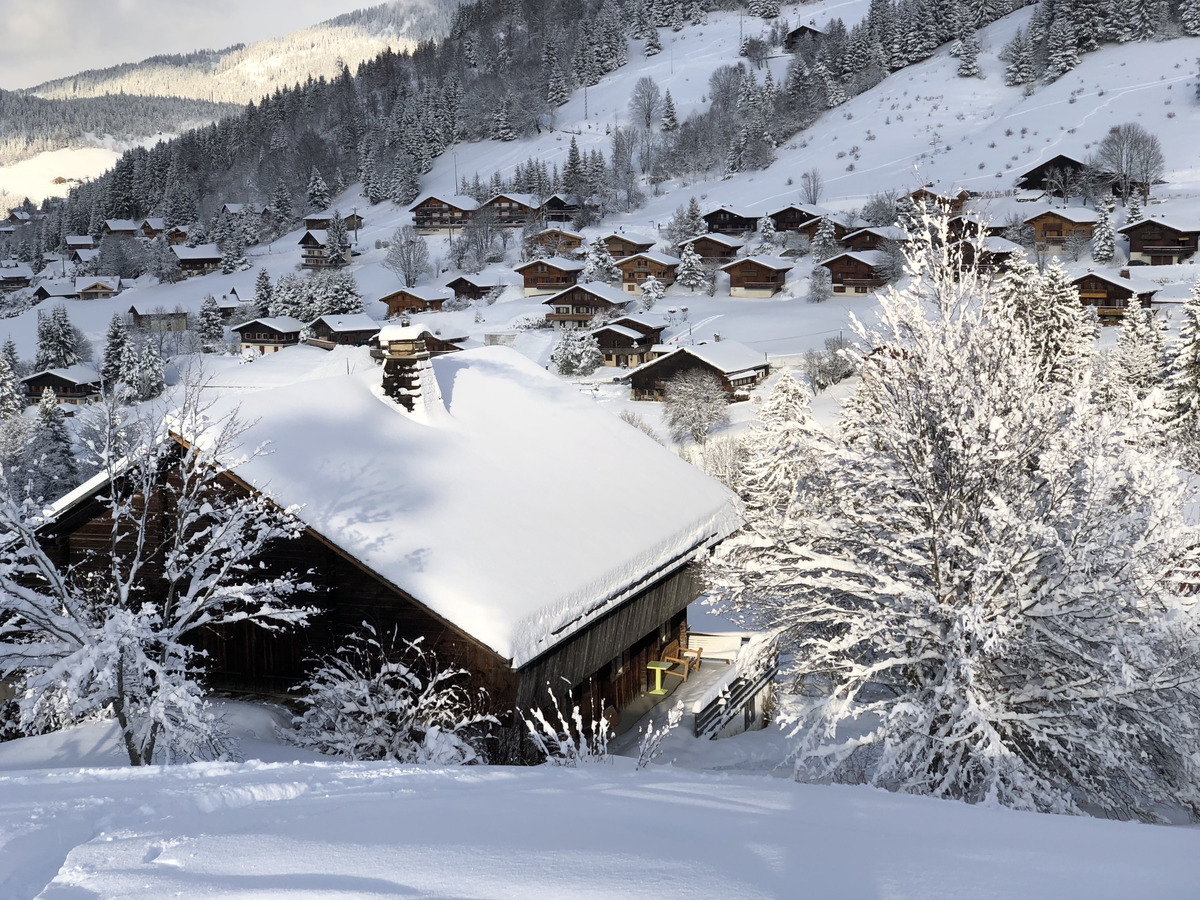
[692,633,778,739]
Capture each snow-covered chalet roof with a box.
[142,217,165,231]
[188,346,741,666]
[1073,270,1157,294]
[485,192,539,208]
[75,276,119,292]
[621,251,681,267]
[682,232,743,249]
[65,235,93,248]
[231,316,305,333]
[515,256,585,273]
[23,364,100,386]
[409,194,481,212]
[1023,206,1100,225]
[104,219,140,232]
[1117,215,1200,235]
[0,263,34,281]
[34,279,77,298]
[543,281,630,306]
[821,250,890,268]
[720,255,793,272]
[298,230,329,246]
[842,225,908,242]
[171,243,222,260]
[629,341,769,379]
[539,226,584,239]
[387,285,453,302]
[309,313,382,334]
[591,323,643,341]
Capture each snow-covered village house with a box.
[34,340,742,752]
[515,257,585,296]
[102,219,140,238]
[1071,271,1157,322]
[128,302,188,333]
[1016,154,1092,194]
[600,233,656,260]
[629,342,770,401]
[533,227,585,257]
[952,237,1022,273]
[4,210,31,226]
[702,206,758,235]
[305,211,363,232]
[592,314,665,367]
[1024,207,1099,247]
[75,276,121,300]
[481,192,539,227]
[679,233,743,263]
[1118,217,1200,266]
[767,203,830,233]
[232,317,304,354]
[64,235,93,251]
[21,365,101,405]
[841,226,907,253]
[795,214,853,243]
[377,286,451,318]
[617,252,680,295]
[822,250,891,294]
[409,195,479,233]
[720,256,793,298]
[306,313,382,347]
[784,22,824,51]
[909,185,971,215]
[445,273,500,303]
[540,192,580,223]
[0,262,34,293]
[298,230,349,270]
[543,281,631,329]
[171,244,223,277]
[32,280,79,303]
[140,218,165,240]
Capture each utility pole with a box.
[584,84,589,120]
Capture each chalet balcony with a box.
[1139,245,1195,256]
[546,312,595,323]
[731,281,784,291]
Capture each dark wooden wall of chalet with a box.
[632,355,734,398]
[513,564,700,718]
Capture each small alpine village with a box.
[1,0,1199,895]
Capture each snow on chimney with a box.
[377,323,443,418]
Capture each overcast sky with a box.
[1,0,373,91]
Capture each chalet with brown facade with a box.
[543,281,631,329]
[1072,271,1157,322]
[1023,207,1099,246]
[795,215,853,243]
[410,195,480,232]
[702,206,758,235]
[22,365,101,405]
[377,286,451,318]
[32,345,741,749]
[600,233,656,260]
[140,218,165,239]
[822,250,890,294]
[5,211,31,226]
[232,316,304,355]
[680,233,743,262]
[841,225,907,252]
[720,255,793,298]
[909,185,970,214]
[164,226,190,245]
[0,262,34,292]
[102,219,140,237]
[171,244,223,276]
[483,192,539,226]
[784,22,824,51]
[515,256,586,296]
[628,341,770,401]
[1118,217,1200,265]
[767,203,830,232]
[65,235,93,251]
[75,276,121,300]
[1016,154,1091,193]
[952,236,1022,272]
[298,231,349,269]
[32,280,79,303]
[534,227,585,257]
[592,314,666,367]
[305,211,364,232]
[307,314,382,347]
[128,302,188,332]
[617,252,680,295]
[541,193,580,222]
[446,274,497,303]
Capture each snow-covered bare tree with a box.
[289,625,494,764]
[383,225,431,288]
[0,376,315,765]
[663,369,729,444]
[708,207,1200,821]
[1095,123,1164,205]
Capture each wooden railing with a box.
[693,634,778,739]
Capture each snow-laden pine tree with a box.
[100,313,127,388]
[306,167,330,212]
[708,207,1200,821]
[811,217,840,263]
[1108,301,1166,401]
[254,268,273,313]
[270,273,306,318]
[325,212,351,267]
[1023,260,1094,383]
[221,233,247,274]
[1183,0,1200,35]
[645,25,663,56]
[1044,17,1079,81]
[1165,280,1200,451]
[23,387,78,502]
[956,31,980,78]
[808,265,833,303]
[661,89,677,130]
[0,353,23,423]
[197,294,225,353]
[640,274,666,310]
[581,241,621,284]
[1127,193,1143,222]
[1002,28,1035,85]
[550,329,584,376]
[0,380,315,765]
[35,305,81,372]
[1092,206,1115,264]
[675,242,707,293]
[491,96,516,141]
[756,215,778,252]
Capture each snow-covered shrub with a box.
[618,408,663,444]
[801,335,855,391]
[522,685,611,766]
[290,625,495,765]
[636,702,683,770]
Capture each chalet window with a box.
[855,286,868,294]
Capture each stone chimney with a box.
[378,324,442,416]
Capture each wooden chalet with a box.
[1118,217,1200,265]
[767,203,830,233]
[1023,207,1099,247]
[482,192,540,226]
[75,276,121,300]
[222,203,268,219]
[409,195,480,232]
[841,225,907,253]
[720,256,793,298]
[164,225,190,245]
[298,230,350,269]
[305,211,364,231]
[822,250,890,294]
[231,316,304,354]
[679,233,743,262]
[909,185,971,215]
[102,219,141,237]
[446,273,501,302]
[171,243,223,276]
[34,344,741,747]
[1016,154,1091,193]
[534,227,585,257]
[71,248,99,267]
[702,206,758,235]
[1072,271,1157,322]
[515,256,586,296]
[128,302,188,332]
[32,280,79,302]
[65,235,93,251]
[22,365,101,405]
[628,341,770,401]
[593,314,666,367]
[307,313,382,347]
[140,217,165,239]
[795,215,853,243]
[617,252,680,295]
[946,214,998,241]
[784,22,824,51]
[0,262,34,292]
[952,236,1022,273]
[377,286,451,318]
[600,233,656,260]
[542,281,631,329]
[5,211,31,226]
[540,193,580,223]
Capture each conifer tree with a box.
[1110,302,1166,400]
[1165,280,1200,449]
[756,215,778,251]
[739,370,823,523]
[197,294,225,352]
[221,233,247,274]
[1183,0,1200,35]
[640,274,666,310]
[35,305,81,372]
[685,196,705,235]
[325,212,351,267]
[645,26,663,56]
[1045,17,1079,81]
[2,338,20,379]
[675,243,707,292]
[582,241,621,283]
[547,64,570,106]
[254,268,273,313]
[808,265,833,303]
[957,31,980,78]
[1003,29,1035,86]
[100,313,127,387]
[0,352,24,422]
[24,387,78,501]
[306,168,330,212]
[550,330,584,376]
[661,89,678,131]
[1128,193,1143,222]
[1022,261,1094,383]
[811,217,840,262]
[1092,205,1115,264]
[271,177,294,235]
[491,96,516,141]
